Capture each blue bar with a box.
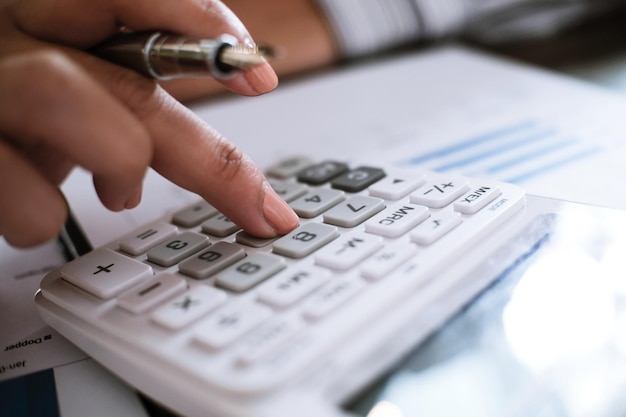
[505,147,602,183]
[0,369,60,417]
[404,120,536,166]
[486,139,577,174]
[434,129,555,172]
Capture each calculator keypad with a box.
[40,158,525,395]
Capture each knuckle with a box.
[1,50,75,97]
[209,134,247,183]
[103,65,163,119]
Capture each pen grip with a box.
[91,32,236,80]
[91,32,162,78]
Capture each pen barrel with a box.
[91,32,238,80]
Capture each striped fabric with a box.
[315,0,626,57]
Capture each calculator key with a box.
[266,156,314,179]
[118,222,178,256]
[194,303,272,349]
[117,273,187,314]
[410,211,462,245]
[147,232,210,267]
[303,274,365,321]
[410,177,470,208]
[60,248,153,299]
[151,285,227,330]
[257,266,332,308]
[289,188,345,218]
[331,166,386,193]
[235,231,279,248]
[269,180,308,203]
[201,214,241,237]
[216,253,287,292]
[453,184,502,214]
[360,241,418,281]
[369,172,425,200]
[235,316,304,367]
[178,242,246,279]
[297,161,348,185]
[315,231,384,271]
[323,195,386,228]
[364,202,430,238]
[273,222,339,258]
[172,201,219,227]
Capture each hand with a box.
[0,0,299,248]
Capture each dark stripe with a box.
[0,369,60,417]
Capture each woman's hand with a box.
[0,0,299,248]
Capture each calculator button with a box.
[178,242,246,279]
[147,232,210,267]
[235,231,279,248]
[201,214,241,237]
[330,166,386,193]
[289,188,345,218]
[151,285,227,330]
[269,180,308,203]
[266,156,314,179]
[235,316,304,367]
[172,201,219,227]
[117,273,187,314]
[257,266,332,308]
[369,172,425,200]
[194,303,272,349]
[297,161,348,185]
[273,223,339,258]
[60,248,153,299]
[215,253,287,292]
[365,202,430,237]
[315,231,384,271]
[410,211,462,245]
[410,177,470,208]
[323,195,386,228]
[302,274,365,321]
[453,184,502,214]
[360,241,418,282]
[118,222,178,256]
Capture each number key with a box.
[273,223,339,258]
[289,188,345,218]
[147,232,210,267]
[323,195,385,227]
[215,253,287,292]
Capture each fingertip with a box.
[125,185,143,209]
[224,62,278,96]
[261,184,299,236]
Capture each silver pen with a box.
[91,31,277,80]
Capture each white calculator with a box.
[37,156,539,417]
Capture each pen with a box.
[91,31,277,80]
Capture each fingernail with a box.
[262,185,298,235]
[244,62,279,94]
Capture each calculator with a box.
[36,157,535,417]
